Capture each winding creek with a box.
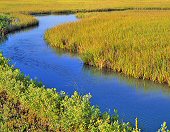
[0,15,170,132]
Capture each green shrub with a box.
[0,14,11,36]
[0,53,135,131]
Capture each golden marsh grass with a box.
[0,0,170,14]
[45,11,170,85]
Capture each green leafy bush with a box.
[0,53,136,131]
[0,14,11,36]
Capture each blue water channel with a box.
[0,15,170,132]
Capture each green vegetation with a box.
[158,122,170,132]
[45,11,170,85]
[0,13,38,36]
[1,0,170,131]
[0,53,137,131]
[0,14,11,36]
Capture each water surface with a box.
[0,15,170,132]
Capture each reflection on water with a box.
[10,24,39,34]
[53,48,170,97]
[0,35,8,44]
[83,65,170,96]
[0,15,170,132]
[0,25,38,45]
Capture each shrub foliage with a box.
[0,53,136,131]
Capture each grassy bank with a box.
[45,10,170,85]
[1,0,170,14]
[9,13,38,32]
[0,13,38,35]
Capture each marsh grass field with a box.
[45,11,170,85]
[0,0,170,131]
[1,0,170,14]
